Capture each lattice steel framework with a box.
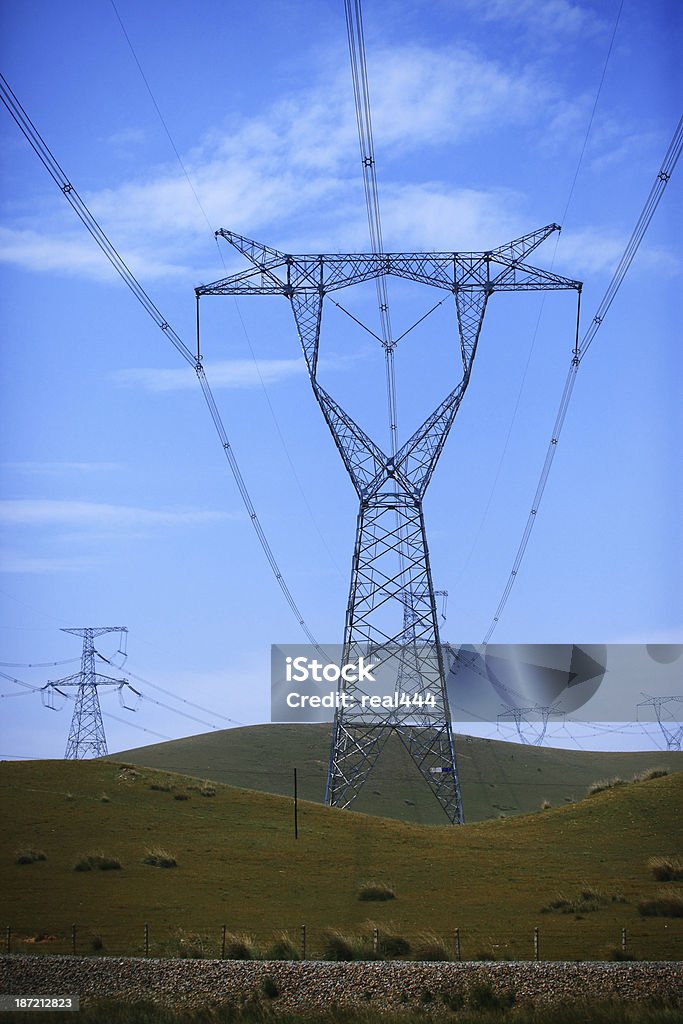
[45,627,128,759]
[198,225,581,822]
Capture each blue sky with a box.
[0,0,681,758]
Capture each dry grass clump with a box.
[142,847,177,868]
[412,931,451,961]
[222,931,259,960]
[588,777,626,796]
[638,891,683,918]
[15,849,47,865]
[633,767,669,783]
[265,931,300,960]
[541,887,626,914]
[74,852,121,871]
[149,782,172,792]
[357,880,395,901]
[648,855,683,882]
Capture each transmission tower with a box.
[197,226,580,822]
[44,627,129,758]
[637,694,683,750]
[497,706,565,746]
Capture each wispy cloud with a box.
[459,0,603,38]
[0,553,101,574]
[1,462,121,475]
[115,357,306,392]
[0,500,228,529]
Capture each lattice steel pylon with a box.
[45,627,128,758]
[197,225,581,822]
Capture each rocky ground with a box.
[1,956,681,1015]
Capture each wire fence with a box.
[4,921,680,963]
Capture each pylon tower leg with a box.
[325,491,463,823]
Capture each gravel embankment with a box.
[1,956,681,1015]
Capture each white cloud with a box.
[0,553,101,574]
[115,357,306,392]
[460,0,603,38]
[0,500,228,529]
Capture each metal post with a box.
[294,768,299,840]
[6,926,10,955]
[373,927,379,956]
[454,928,461,962]
[71,924,76,955]
[300,924,306,960]
[621,927,627,953]
[144,922,149,957]
[533,927,539,961]
[221,924,227,959]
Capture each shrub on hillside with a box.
[15,849,47,865]
[74,853,121,871]
[648,855,683,882]
[149,783,172,792]
[142,848,177,868]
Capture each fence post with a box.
[71,924,76,956]
[221,924,227,959]
[454,928,461,962]
[294,768,299,840]
[144,922,149,958]
[300,924,306,960]
[6,926,10,955]
[533,927,540,961]
[621,927,627,953]
[373,927,379,956]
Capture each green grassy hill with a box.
[1,758,681,962]
[112,723,683,824]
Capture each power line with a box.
[482,115,683,643]
[0,72,322,651]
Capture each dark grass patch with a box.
[173,792,190,801]
[412,932,451,961]
[541,887,626,914]
[222,931,259,960]
[649,855,683,881]
[265,932,301,960]
[74,853,122,871]
[15,849,47,865]
[638,891,683,918]
[149,783,172,792]
[358,881,395,901]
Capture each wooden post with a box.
[621,927,627,953]
[454,928,461,962]
[373,927,379,956]
[221,924,227,959]
[533,927,539,961]
[300,924,306,960]
[71,924,76,955]
[6,926,10,956]
[144,922,149,958]
[294,768,299,840]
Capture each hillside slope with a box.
[1,758,681,962]
[113,723,683,824]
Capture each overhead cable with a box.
[0,72,322,651]
[482,115,683,643]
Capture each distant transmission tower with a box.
[45,627,129,758]
[638,693,683,750]
[198,227,580,822]
[498,706,565,746]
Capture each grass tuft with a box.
[588,777,626,796]
[15,848,47,865]
[648,855,683,882]
[265,931,300,960]
[321,928,357,961]
[358,881,395,901]
[412,932,451,961]
[261,976,279,999]
[173,792,190,801]
[633,767,669,783]
[638,891,683,918]
[74,852,122,871]
[541,799,551,810]
[142,847,177,868]
[222,931,259,959]
[149,783,172,792]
